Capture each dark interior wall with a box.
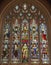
[0,0,51,4]
[47,0,51,4]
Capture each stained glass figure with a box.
[2,23,10,63]
[30,19,39,63]
[21,19,29,63]
[39,23,49,64]
[11,19,21,63]
[22,44,29,63]
[3,23,10,41]
[2,44,9,63]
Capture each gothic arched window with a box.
[0,0,50,65]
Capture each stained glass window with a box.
[1,3,50,64]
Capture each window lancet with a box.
[39,23,49,64]
[11,19,21,63]
[30,19,39,63]
[1,23,10,63]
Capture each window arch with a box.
[0,0,50,64]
